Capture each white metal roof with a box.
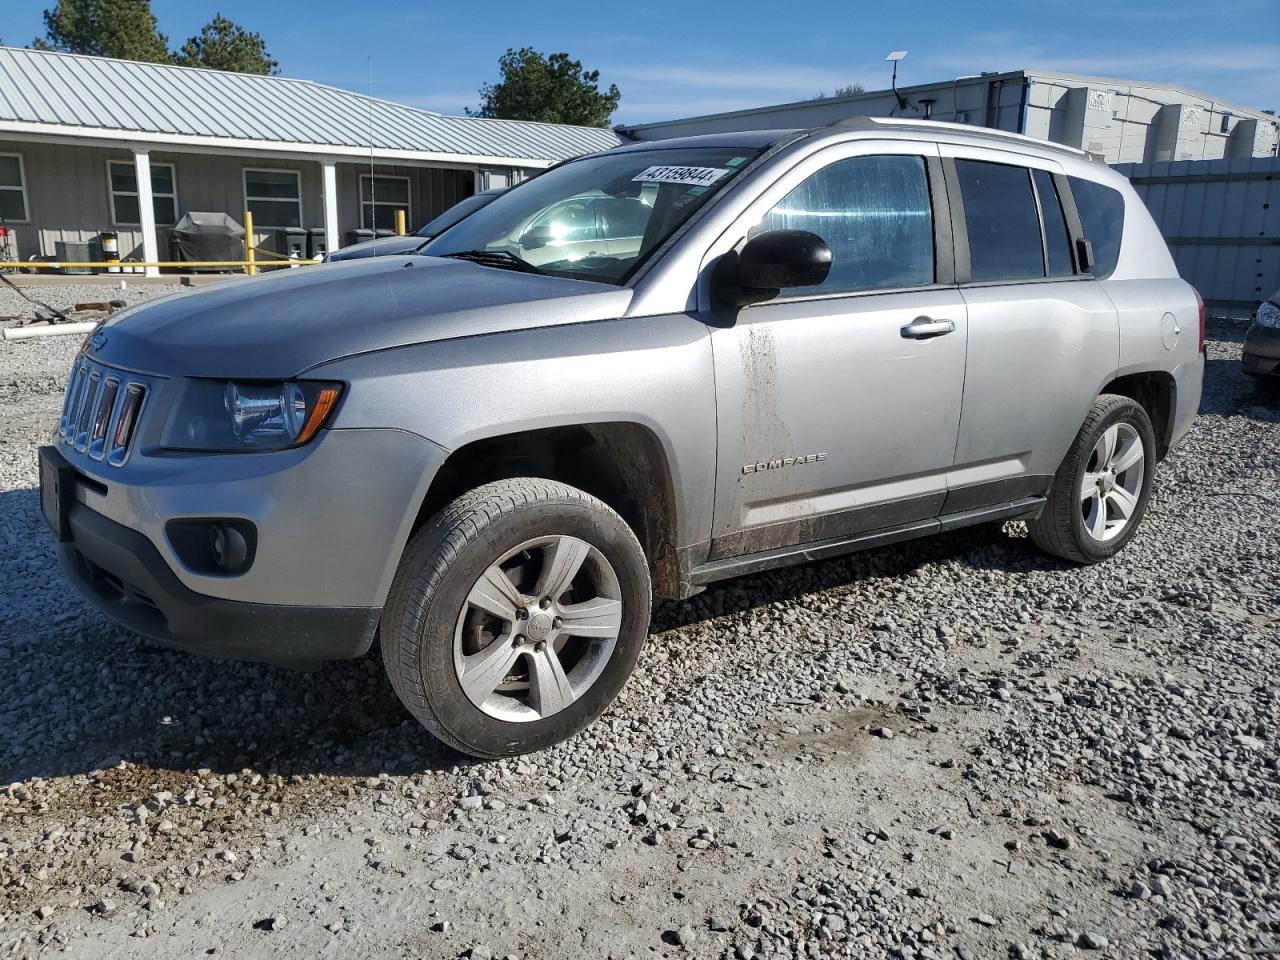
[0,45,624,166]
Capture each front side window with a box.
[752,154,935,296]
[360,174,410,231]
[109,161,177,226]
[424,146,760,284]
[956,159,1045,282]
[1068,176,1125,277]
[0,153,28,221]
[244,169,301,228]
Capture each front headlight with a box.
[1255,301,1280,329]
[164,380,343,452]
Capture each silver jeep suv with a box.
[42,118,1204,757]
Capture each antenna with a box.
[886,50,909,115]
[368,56,377,252]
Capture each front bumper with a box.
[46,424,448,665]
[1242,322,1280,377]
[58,501,379,665]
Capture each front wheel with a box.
[381,478,651,758]
[1028,394,1156,564]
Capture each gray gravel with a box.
[0,279,192,329]
[1,305,1277,959]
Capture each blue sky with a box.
[7,0,1278,124]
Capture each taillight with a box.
[1194,288,1205,354]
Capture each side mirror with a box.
[520,225,553,250]
[714,230,832,307]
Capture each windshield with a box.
[414,191,501,238]
[423,147,761,284]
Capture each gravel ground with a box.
[0,280,194,328]
[0,300,1277,959]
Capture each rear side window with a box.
[1032,170,1074,278]
[1068,176,1125,277]
[753,154,935,296]
[955,159,1044,282]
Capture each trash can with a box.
[99,231,121,273]
[344,228,397,247]
[276,227,308,261]
[306,228,329,261]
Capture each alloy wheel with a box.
[452,535,623,722]
[1080,422,1145,542]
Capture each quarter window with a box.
[1032,170,1074,278]
[109,160,177,226]
[955,159,1045,282]
[754,154,935,296]
[244,169,302,228]
[1067,176,1125,277]
[360,174,411,231]
[0,153,28,221]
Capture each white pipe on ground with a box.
[2,322,97,341]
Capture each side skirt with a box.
[688,496,1044,587]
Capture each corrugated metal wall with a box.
[1116,157,1280,312]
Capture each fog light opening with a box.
[166,518,257,576]
[209,522,249,573]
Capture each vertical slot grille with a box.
[57,359,148,467]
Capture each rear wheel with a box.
[382,478,651,758]
[1028,394,1156,564]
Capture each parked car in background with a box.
[1242,288,1280,385]
[43,118,1204,758]
[324,188,506,262]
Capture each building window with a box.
[109,160,177,226]
[244,169,302,228]
[0,152,28,222]
[360,175,411,231]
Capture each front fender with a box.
[310,314,718,573]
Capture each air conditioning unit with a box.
[54,240,96,275]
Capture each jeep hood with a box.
[92,256,633,378]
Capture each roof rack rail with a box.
[821,115,1091,159]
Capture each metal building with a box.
[1115,156,1280,314]
[619,69,1278,164]
[0,46,623,274]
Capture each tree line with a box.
[32,0,279,74]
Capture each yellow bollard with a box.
[395,209,406,236]
[244,210,256,276]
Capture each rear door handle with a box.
[901,316,956,340]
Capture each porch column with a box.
[133,148,160,278]
[321,159,339,258]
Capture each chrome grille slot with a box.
[57,359,150,467]
[58,359,85,437]
[74,369,101,452]
[87,377,120,460]
[107,384,145,466]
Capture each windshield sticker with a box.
[632,165,729,187]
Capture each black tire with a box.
[381,478,651,758]
[1028,394,1156,564]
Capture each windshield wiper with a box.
[439,249,545,275]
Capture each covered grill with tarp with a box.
[170,212,245,272]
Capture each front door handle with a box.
[901,316,956,340]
